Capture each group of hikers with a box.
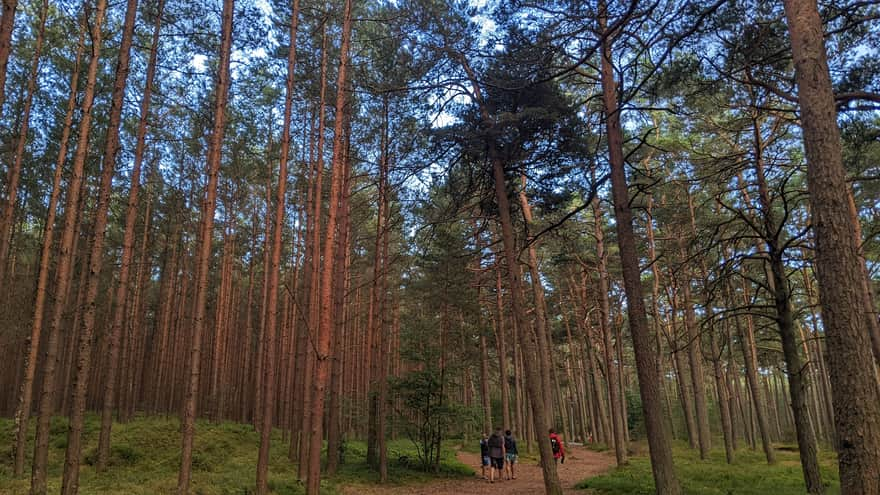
[478,428,566,483]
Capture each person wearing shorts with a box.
[504,429,518,480]
[487,427,505,482]
[479,433,490,479]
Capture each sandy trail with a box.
[340,444,615,494]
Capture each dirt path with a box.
[340,445,615,494]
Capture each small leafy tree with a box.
[391,369,464,472]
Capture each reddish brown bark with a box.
[518,178,555,415]
[784,3,880,489]
[96,0,163,469]
[0,0,17,119]
[11,0,65,477]
[599,4,679,491]
[592,197,627,465]
[305,0,351,491]
[61,0,138,488]
[255,0,299,488]
[494,261,512,431]
[327,133,352,476]
[30,1,108,491]
[177,0,234,490]
[0,0,46,284]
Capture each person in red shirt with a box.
[549,429,565,463]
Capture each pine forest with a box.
[0,0,878,493]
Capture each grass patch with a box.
[576,441,840,495]
[0,415,471,494]
[332,438,472,486]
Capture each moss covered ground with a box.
[0,415,472,494]
[576,441,840,495]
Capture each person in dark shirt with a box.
[479,432,490,479]
[487,427,506,483]
[503,430,518,480]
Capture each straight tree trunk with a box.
[61,0,139,488]
[732,280,776,463]
[782,0,880,490]
[297,26,328,472]
[255,0,299,489]
[12,0,68,477]
[599,6,680,491]
[495,262,512,430]
[518,177,555,415]
[96,0,163,469]
[0,0,17,119]
[326,143,352,475]
[305,0,351,491]
[592,197,627,465]
[177,0,234,490]
[0,0,47,284]
[681,269,711,458]
[457,49,563,493]
[367,94,390,474]
[29,1,108,491]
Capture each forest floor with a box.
[339,444,615,494]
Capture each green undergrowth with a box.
[0,415,471,494]
[577,441,840,495]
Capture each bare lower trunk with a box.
[96,0,163,470]
[732,280,776,463]
[177,0,233,491]
[495,264,512,430]
[30,2,108,491]
[783,0,880,490]
[305,1,351,491]
[255,0,299,490]
[13,2,75,477]
[599,5,679,490]
[592,198,627,465]
[62,0,138,488]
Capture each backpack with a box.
[504,435,514,452]
[550,435,560,454]
[488,434,504,458]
